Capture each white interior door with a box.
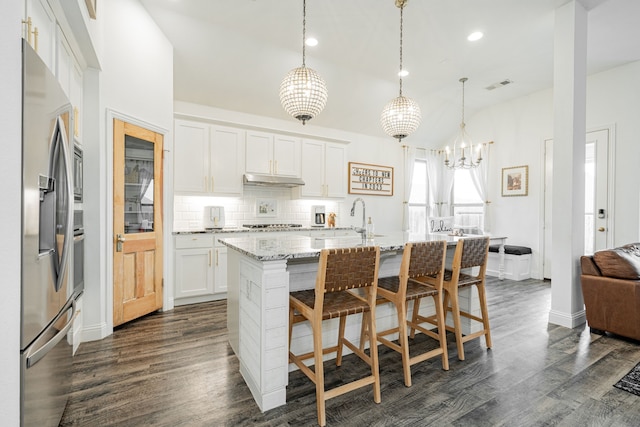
[584,129,610,254]
[543,128,612,279]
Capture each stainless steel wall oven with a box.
[73,144,83,202]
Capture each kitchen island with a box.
[220,232,506,412]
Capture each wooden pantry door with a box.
[113,119,164,327]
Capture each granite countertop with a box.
[218,232,481,262]
[172,226,353,235]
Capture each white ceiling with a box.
[139,0,640,147]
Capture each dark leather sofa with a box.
[580,243,640,341]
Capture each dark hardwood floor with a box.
[60,278,640,426]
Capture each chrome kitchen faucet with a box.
[350,198,366,240]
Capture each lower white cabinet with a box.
[214,237,228,293]
[175,234,227,305]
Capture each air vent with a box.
[485,79,513,91]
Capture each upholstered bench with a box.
[486,244,532,281]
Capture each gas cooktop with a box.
[242,224,303,229]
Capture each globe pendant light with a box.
[444,77,482,169]
[381,0,421,142]
[279,0,328,125]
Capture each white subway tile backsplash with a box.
[174,187,346,231]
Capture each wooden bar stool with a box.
[373,240,449,387]
[441,236,492,361]
[288,246,381,427]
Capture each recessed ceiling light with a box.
[398,69,409,77]
[467,31,483,42]
[305,37,318,47]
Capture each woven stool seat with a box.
[378,276,438,301]
[290,289,371,319]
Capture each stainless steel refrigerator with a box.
[20,40,76,427]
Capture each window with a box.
[408,157,485,234]
[408,159,428,234]
[452,169,484,233]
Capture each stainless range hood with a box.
[243,173,305,187]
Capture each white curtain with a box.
[426,150,454,217]
[402,145,416,231]
[469,143,491,232]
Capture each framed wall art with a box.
[348,162,394,196]
[256,199,277,217]
[501,165,528,197]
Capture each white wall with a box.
[0,2,25,423]
[82,0,174,339]
[463,59,640,278]
[173,101,406,235]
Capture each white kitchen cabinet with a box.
[299,139,347,198]
[245,131,300,177]
[174,119,245,195]
[70,62,83,140]
[174,233,232,305]
[174,235,215,304]
[56,26,72,97]
[213,236,228,294]
[24,0,57,72]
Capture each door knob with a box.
[116,233,126,252]
[598,227,605,232]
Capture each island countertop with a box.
[219,232,504,262]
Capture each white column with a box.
[0,2,24,424]
[549,1,588,328]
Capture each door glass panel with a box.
[584,142,595,255]
[124,135,154,234]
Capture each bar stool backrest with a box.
[406,241,447,279]
[459,237,490,270]
[319,246,379,294]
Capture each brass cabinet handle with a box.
[598,227,605,232]
[209,250,212,266]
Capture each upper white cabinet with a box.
[246,131,301,177]
[300,139,347,198]
[174,119,245,195]
[24,0,57,71]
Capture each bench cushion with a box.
[489,245,532,255]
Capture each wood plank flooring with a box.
[60,278,640,426]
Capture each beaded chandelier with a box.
[279,0,327,125]
[380,0,421,142]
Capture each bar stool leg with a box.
[396,298,412,387]
[448,285,465,361]
[313,319,327,426]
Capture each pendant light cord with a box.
[302,0,307,67]
[398,3,404,96]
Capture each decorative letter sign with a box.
[348,162,394,196]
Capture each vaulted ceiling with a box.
[140,0,640,146]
